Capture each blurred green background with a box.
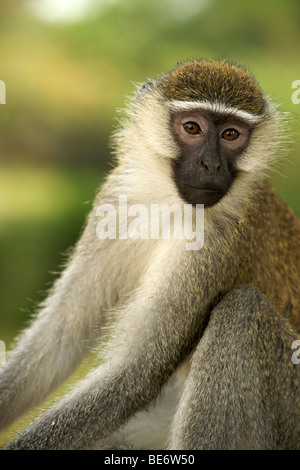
[0,0,299,445]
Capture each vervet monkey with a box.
[1,59,300,450]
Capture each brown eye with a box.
[221,129,239,141]
[183,122,201,135]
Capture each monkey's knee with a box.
[213,284,273,325]
[208,285,293,344]
[203,284,298,374]
[169,286,300,450]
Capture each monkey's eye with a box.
[183,122,201,135]
[221,129,239,141]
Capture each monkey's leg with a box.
[169,285,300,450]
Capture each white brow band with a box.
[169,100,263,124]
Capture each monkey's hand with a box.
[4,300,201,450]
[4,364,135,450]
[4,352,186,449]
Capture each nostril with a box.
[200,160,221,172]
[201,160,210,171]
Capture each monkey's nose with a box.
[200,159,221,172]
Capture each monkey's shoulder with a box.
[246,183,300,236]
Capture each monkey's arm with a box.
[0,228,118,431]
[5,240,235,450]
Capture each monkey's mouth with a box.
[181,183,223,193]
[179,183,227,207]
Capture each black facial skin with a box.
[172,110,252,207]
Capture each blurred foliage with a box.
[0,0,300,446]
[0,165,102,337]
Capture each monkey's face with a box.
[123,60,281,212]
[171,110,251,207]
